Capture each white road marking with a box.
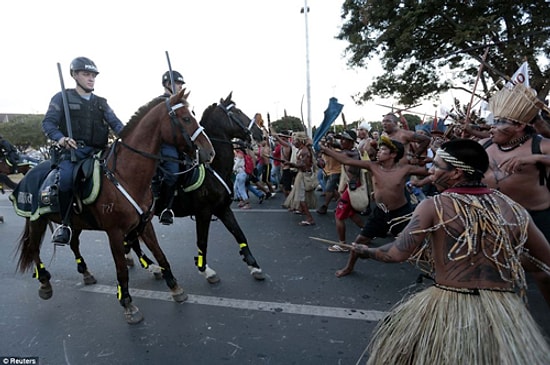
[80,284,388,321]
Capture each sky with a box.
[1,1,454,133]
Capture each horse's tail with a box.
[16,218,46,273]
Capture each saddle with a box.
[10,155,103,220]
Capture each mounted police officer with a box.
[156,70,185,225]
[42,57,124,245]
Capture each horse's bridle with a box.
[214,102,253,149]
[166,98,207,161]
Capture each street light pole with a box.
[301,0,312,138]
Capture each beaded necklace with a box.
[408,189,529,299]
[497,134,531,152]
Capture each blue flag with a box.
[313,97,344,152]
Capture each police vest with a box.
[60,89,110,148]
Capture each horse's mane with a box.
[199,103,218,126]
[120,97,165,139]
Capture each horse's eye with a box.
[182,117,191,123]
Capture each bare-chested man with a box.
[320,135,429,277]
[353,139,550,364]
[480,84,550,306]
[381,113,431,164]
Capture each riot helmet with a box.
[70,57,99,76]
[162,70,185,86]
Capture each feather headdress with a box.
[489,83,542,124]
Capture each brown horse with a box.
[13,89,215,324]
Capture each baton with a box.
[57,62,77,162]
[165,51,176,95]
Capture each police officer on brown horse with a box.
[41,57,124,244]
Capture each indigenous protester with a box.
[324,130,365,252]
[381,113,431,164]
[42,57,124,244]
[273,131,295,197]
[480,83,550,306]
[316,131,342,215]
[157,70,186,225]
[352,139,550,365]
[320,136,429,276]
[283,132,316,226]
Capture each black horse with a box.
[127,92,266,283]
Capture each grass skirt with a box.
[366,286,550,365]
[283,172,317,210]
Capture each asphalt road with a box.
[1,189,549,365]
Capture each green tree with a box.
[0,115,48,150]
[270,116,306,133]
[338,0,550,105]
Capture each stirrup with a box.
[52,225,72,246]
[159,209,174,225]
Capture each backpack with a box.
[483,135,550,190]
[244,154,254,175]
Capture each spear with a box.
[464,47,489,125]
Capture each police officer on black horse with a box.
[41,57,124,244]
[156,70,185,225]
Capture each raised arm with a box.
[320,145,373,170]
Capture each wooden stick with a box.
[464,47,489,125]
[309,236,355,250]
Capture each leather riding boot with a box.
[159,184,176,225]
[52,191,73,245]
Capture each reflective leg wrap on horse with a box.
[33,262,51,283]
[75,256,88,274]
[139,255,155,269]
[239,243,259,268]
[75,256,97,285]
[117,285,132,307]
[33,262,53,299]
[161,269,179,290]
[194,249,207,272]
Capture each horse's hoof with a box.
[206,275,220,284]
[39,282,53,300]
[171,286,188,302]
[124,303,144,324]
[83,271,97,285]
[125,255,135,267]
[200,266,220,284]
[250,267,265,281]
[153,272,163,280]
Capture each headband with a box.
[436,148,476,174]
